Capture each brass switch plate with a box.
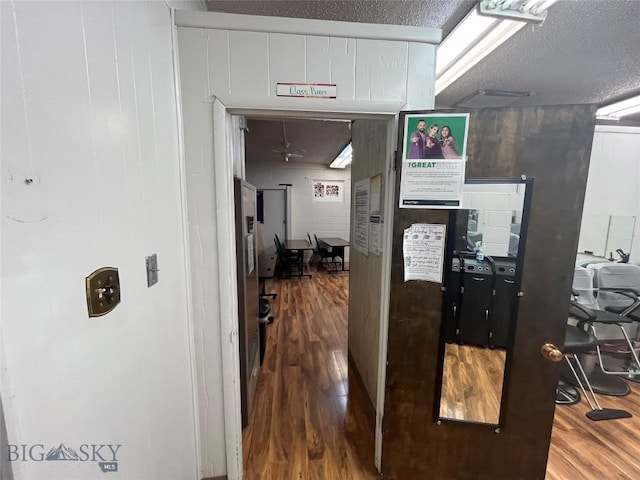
[86,267,121,317]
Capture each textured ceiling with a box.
[436,0,640,115]
[245,118,352,166]
[206,0,475,37]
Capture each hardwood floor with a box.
[546,380,640,479]
[439,344,506,424]
[242,268,379,480]
[243,267,640,479]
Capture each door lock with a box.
[86,267,121,317]
[541,343,563,362]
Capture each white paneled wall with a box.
[578,126,640,262]
[246,161,351,253]
[176,17,436,109]
[1,1,203,480]
[348,120,391,409]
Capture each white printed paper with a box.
[354,178,370,255]
[369,216,381,255]
[247,234,255,274]
[399,159,466,209]
[402,224,446,283]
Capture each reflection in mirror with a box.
[437,180,531,426]
[439,344,506,424]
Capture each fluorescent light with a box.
[436,0,557,96]
[329,143,352,169]
[596,95,640,120]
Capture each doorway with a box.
[239,115,391,478]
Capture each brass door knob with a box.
[541,343,563,362]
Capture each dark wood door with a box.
[382,105,596,479]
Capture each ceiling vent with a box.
[455,90,532,108]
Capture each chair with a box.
[587,263,640,382]
[564,266,635,395]
[313,234,341,271]
[274,236,302,279]
[307,232,320,267]
[560,324,631,421]
[466,231,483,251]
[588,263,640,319]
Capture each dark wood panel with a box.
[382,105,597,479]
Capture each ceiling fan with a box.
[270,121,305,161]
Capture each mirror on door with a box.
[436,179,532,426]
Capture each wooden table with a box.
[319,237,350,272]
[283,239,313,278]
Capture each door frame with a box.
[209,97,400,478]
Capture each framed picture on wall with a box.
[312,179,344,202]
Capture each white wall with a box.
[0,1,204,479]
[175,13,437,110]
[578,126,640,262]
[246,161,351,254]
[348,120,390,408]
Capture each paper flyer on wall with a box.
[402,223,446,283]
[399,113,469,209]
[354,178,370,255]
[369,174,382,255]
[369,216,381,255]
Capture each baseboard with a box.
[201,476,227,480]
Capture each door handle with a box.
[541,343,563,362]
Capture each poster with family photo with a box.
[399,113,469,209]
[403,113,469,160]
[313,179,344,202]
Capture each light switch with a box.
[86,267,121,317]
[146,254,158,287]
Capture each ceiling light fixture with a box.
[435,0,557,96]
[329,143,352,169]
[596,94,640,120]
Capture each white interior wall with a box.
[348,120,391,408]
[1,2,204,479]
[578,126,640,262]
[246,161,351,255]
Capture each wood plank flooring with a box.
[546,380,640,480]
[243,267,640,479]
[242,268,379,480]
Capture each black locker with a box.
[443,256,463,343]
[488,257,517,349]
[457,255,494,347]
